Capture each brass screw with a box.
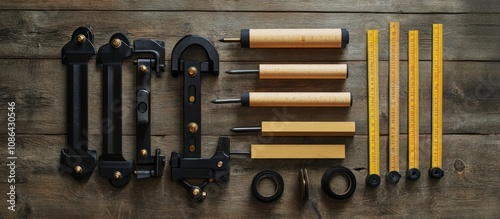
[192,188,200,196]
[140,149,148,157]
[209,178,214,183]
[113,171,122,180]
[202,192,207,197]
[187,66,197,77]
[217,161,223,168]
[74,166,83,174]
[139,65,148,73]
[76,34,86,43]
[189,145,196,152]
[189,96,195,103]
[187,122,198,134]
[112,38,122,48]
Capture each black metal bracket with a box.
[60,27,98,182]
[133,39,166,179]
[96,33,134,187]
[170,35,230,203]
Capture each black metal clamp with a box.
[60,27,98,182]
[132,39,166,179]
[97,33,134,187]
[170,35,230,203]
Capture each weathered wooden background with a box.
[0,1,499,218]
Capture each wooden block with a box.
[250,144,345,159]
[261,121,355,136]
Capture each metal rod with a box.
[219,37,241,42]
[230,126,262,132]
[226,69,260,74]
[210,98,241,104]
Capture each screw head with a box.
[74,166,83,174]
[189,96,195,103]
[113,171,122,180]
[140,149,148,157]
[202,192,207,197]
[187,66,197,77]
[76,34,86,43]
[192,188,200,196]
[111,38,122,48]
[139,65,148,73]
[217,161,223,168]
[187,122,198,134]
[209,178,214,183]
[189,145,196,152]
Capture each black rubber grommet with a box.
[341,28,349,48]
[429,168,444,179]
[406,168,421,180]
[251,170,284,203]
[365,174,381,187]
[241,29,250,48]
[386,171,401,184]
[321,166,357,199]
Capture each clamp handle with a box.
[60,27,97,182]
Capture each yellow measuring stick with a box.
[430,24,445,179]
[407,30,421,180]
[387,22,401,184]
[366,29,381,187]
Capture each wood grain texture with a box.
[0,1,498,218]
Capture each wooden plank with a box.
[1,0,499,13]
[250,144,345,159]
[0,59,498,135]
[0,134,498,218]
[0,12,498,61]
[260,121,355,136]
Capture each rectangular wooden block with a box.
[261,121,355,136]
[250,144,345,159]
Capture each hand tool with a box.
[220,28,349,48]
[132,39,166,179]
[407,30,421,180]
[97,33,134,187]
[230,121,355,136]
[170,35,230,203]
[366,29,381,187]
[232,144,345,159]
[387,22,401,184]
[299,168,310,202]
[251,170,284,203]
[211,92,352,107]
[430,24,445,179]
[60,27,97,182]
[226,64,348,79]
[322,166,356,199]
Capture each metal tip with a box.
[230,126,262,132]
[226,69,260,74]
[210,98,242,104]
[219,38,241,43]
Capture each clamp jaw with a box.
[133,39,166,179]
[170,35,230,203]
[60,27,98,182]
[97,33,134,187]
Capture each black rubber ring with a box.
[251,170,284,203]
[429,167,444,179]
[321,166,356,200]
[366,174,381,187]
[407,168,421,180]
[386,171,401,184]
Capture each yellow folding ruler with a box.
[430,24,444,179]
[387,22,401,184]
[407,30,421,180]
[366,29,381,187]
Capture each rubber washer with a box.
[321,166,356,200]
[251,170,284,203]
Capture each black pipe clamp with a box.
[170,35,230,203]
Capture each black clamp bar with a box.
[96,33,134,187]
[60,27,97,182]
[133,39,166,179]
[170,35,230,203]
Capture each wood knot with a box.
[454,159,465,172]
